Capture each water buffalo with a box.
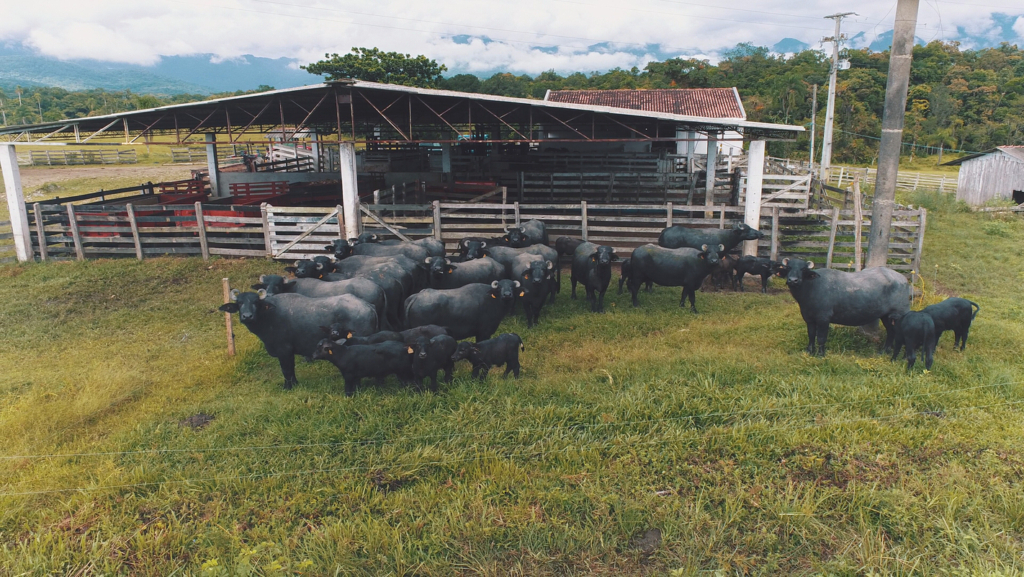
[781,258,911,356]
[509,219,549,247]
[627,243,722,312]
[410,335,458,392]
[219,290,378,389]
[891,311,936,370]
[920,297,980,350]
[404,279,520,342]
[733,256,783,293]
[659,223,764,253]
[312,338,414,396]
[555,236,584,257]
[350,234,445,257]
[325,323,448,344]
[254,274,388,331]
[451,333,525,380]
[512,253,555,327]
[571,242,618,313]
[420,256,507,289]
[453,238,492,261]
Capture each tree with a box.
[302,47,447,88]
[440,74,482,93]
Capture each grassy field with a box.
[1,186,1024,574]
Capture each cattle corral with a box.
[2,81,1023,573]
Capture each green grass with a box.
[2,192,1024,574]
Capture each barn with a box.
[943,146,1024,206]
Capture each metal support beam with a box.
[743,139,766,256]
[340,142,360,239]
[705,132,719,214]
[0,144,33,262]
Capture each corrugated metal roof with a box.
[545,88,746,119]
[942,146,1024,166]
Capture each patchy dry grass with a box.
[1,188,1024,574]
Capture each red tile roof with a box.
[545,88,746,119]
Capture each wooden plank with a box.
[852,177,862,271]
[261,204,273,257]
[195,202,210,261]
[825,207,839,268]
[66,204,84,261]
[33,203,47,261]
[260,205,338,214]
[210,247,269,257]
[581,201,588,241]
[200,215,264,224]
[359,206,411,242]
[125,203,144,260]
[432,201,442,241]
[914,209,926,274]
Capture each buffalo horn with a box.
[229,288,240,302]
[807,260,815,269]
[257,289,268,299]
[491,280,499,288]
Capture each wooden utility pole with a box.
[866,0,920,268]
[819,12,856,182]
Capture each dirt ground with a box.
[17,164,201,190]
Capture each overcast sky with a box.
[2,0,1023,74]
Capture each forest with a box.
[2,41,1022,164]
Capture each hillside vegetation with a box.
[1,191,1024,574]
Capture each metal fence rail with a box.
[16,149,137,166]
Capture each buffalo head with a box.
[733,223,765,241]
[325,239,353,259]
[251,274,295,295]
[218,289,273,324]
[783,258,819,288]
[491,279,521,303]
[697,243,725,266]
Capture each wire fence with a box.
[3,379,1021,497]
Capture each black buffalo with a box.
[420,256,507,289]
[921,297,980,350]
[453,238,492,261]
[485,244,561,298]
[627,243,722,312]
[891,311,936,370]
[733,256,783,293]
[509,219,549,247]
[324,323,449,344]
[554,236,584,257]
[781,258,911,356]
[410,335,458,392]
[404,279,521,342]
[312,338,414,396]
[571,242,618,312]
[451,333,524,380]
[219,290,378,389]
[253,274,388,330]
[658,223,764,253]
[512,253,555,327]
[350,234,445,257]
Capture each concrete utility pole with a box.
[866,0,920,268]
[809,84,818,172]
[819,12,856,182]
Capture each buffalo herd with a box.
[219,220,980,393]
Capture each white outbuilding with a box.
[944,146,1024,206]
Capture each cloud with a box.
[1,0,1021,75]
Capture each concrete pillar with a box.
[205,133,221,197]
[310,131,321,172]
[441,142,452,181]
[0,144,33,262]
[675,128,686,156]
[705,132,719,212]
[686,131,695,172]
[340,142,360,239]
[743,139,766,256]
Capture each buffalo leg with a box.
[924,339,935,369]
[646,280,654,293]
[891,331,905,362]
[806,322,817,355]
[571,274,578,299]
[761,273,770,293]
[343,374,358,397]
[905,342,918,370]
[879,316,897,353]
[429,374,439,393]
[443,362,454,383]
[278,355,298,390]
[736,271,744,292]
[815,322,830,356]
[597,287,606,313]
[958,327,969,351]
[505,357,521,378]
[629,276,642,307]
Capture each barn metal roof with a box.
[0,80,801,145]
[545,88,746,120]
[941,146,1024,166]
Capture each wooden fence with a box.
[0,220,15,264]
[828,165,957,194]
[21,200,925,274]
[16,149,137,166]
[170,145,252,164]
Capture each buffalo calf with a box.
[312,338,415,396]
[410,335,458,392]
[891,311,936,370]
[921,297,979,351]
[451,333,524,380]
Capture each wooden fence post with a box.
[581,201,588,241]
[770,207,779,262]
[222,278,235,356]
[852,176,863,271]
[501,187,508,230]
[33,203,47,261]
[432,200,442,240]
[514,202,521,226]
[261,203,273,257]
[126,203,143,260]
[826,206,840,268]
[195,201,210,261]
[66,203,84,261]
[719,204,726,229]
[914,208,927,274]
[666,202,673,227]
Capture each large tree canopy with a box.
[302,47,447,88]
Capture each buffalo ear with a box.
[229,288,240,301]
[514,280,521,288]
[480,241,487,248]
[782,258,789,266]
[447,265,456,273]
[701,244,708,251]
[807,260,815,269]
[219,303,239,313]
[284,266,297,274]
[718,244,725,252]
[324,245,334,251]
[546,260,554,269]
[251,283,265,290]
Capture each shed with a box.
[943,146,1024,206]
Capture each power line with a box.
[3,398,1021,497]
[836,128,979,154]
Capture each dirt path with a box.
[17,164,202,190]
